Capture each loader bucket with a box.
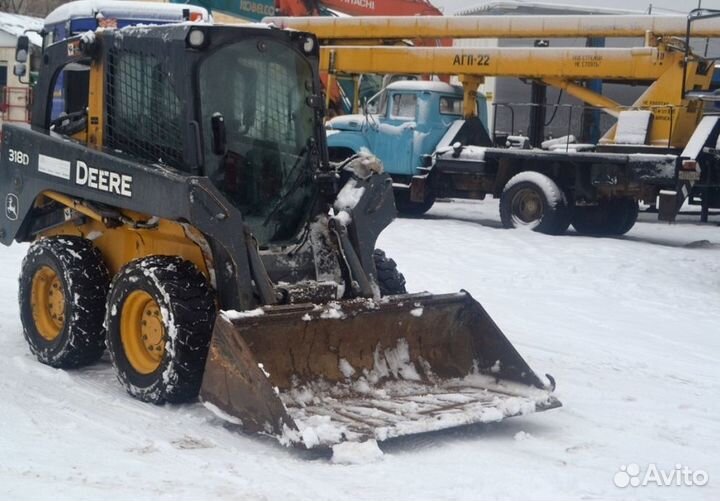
[200,291,560,448]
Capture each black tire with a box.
[572,198,639,236]
[373,249,407,295]
[394,189,435,217]
[499,172,571,235]
[105,256,216,404]
[614,199,640,235]
[18,236,109,368]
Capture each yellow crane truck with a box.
[272,11,720,233]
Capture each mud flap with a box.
[200,291,560,447]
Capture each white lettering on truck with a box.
[75,161,132,197]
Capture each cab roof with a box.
[385,80,463,95]
[44,0,210,26]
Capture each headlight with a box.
[187,29,206,48]
[303,36,314,54]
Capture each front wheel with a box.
[373,249,407,296]
[105,256,216,404]
[394,189,435,217]
[499,172,571,235]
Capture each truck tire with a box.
[18,236,109,368]
[499,172,571,235]
[394,189,435,216]
[613,199,640,234]
[105,256,215,404]
[572,198,639,236]
[373,248,407,295]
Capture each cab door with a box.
[369,92,417,177]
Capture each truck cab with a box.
[326,81,489,181]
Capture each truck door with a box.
[370,92,417,177]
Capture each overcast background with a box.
[435,0,720,15]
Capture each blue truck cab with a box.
[326,80,490,212]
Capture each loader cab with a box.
[31,26,326,246]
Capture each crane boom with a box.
[319,43,713,148]
[320,46,678,81]
[266,14,720,40]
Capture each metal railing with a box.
[491,101,683,150]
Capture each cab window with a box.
[439,96,463,115]
[366,90,387,116]
[390,93,417,119]
[48,62,90,137]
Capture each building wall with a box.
[0,33,33,126]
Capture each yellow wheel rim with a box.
[120,290,166,375]
[30,265,66,341]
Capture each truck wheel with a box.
[394,189,435,216]
[18,236,109,368]
[373,249,407,295]
[572,198,639,236]
[499,172,571,235]
[612,199,639,234]
[105,256,215,404]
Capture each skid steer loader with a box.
[1,24,559,447]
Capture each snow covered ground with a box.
[1,199,718,500]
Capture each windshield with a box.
[200,38,317,245]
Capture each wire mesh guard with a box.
[105,49,184,167]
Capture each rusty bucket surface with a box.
[199,291,560,448]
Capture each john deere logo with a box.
[5,193,19,221]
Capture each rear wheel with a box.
[105,256,215,404]
[18,236,109,368]
[373,249,407,295]
[394,189,435,217]
[572,198,639,236]
[499,172,571,235]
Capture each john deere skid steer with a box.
[1,24,558,447]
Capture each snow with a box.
[514,431,532,441]
[319,302,346,320]
[334,178,366,212]
[43,1,210,26]
[340,147,384,179]
[221,307,265,320]
[80,30,95,44]
[338,358,356,379]
[541,135,576,149]
[682,115,720,159]
[503,171,566,209]
[385,80,462,94]
[331,440,384,465]
[614,110,652,145]
[332,209,352,227]
[0,12,43,46]
[375,338,421,381]
[203,401,243,426]
[0,199,719,499]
